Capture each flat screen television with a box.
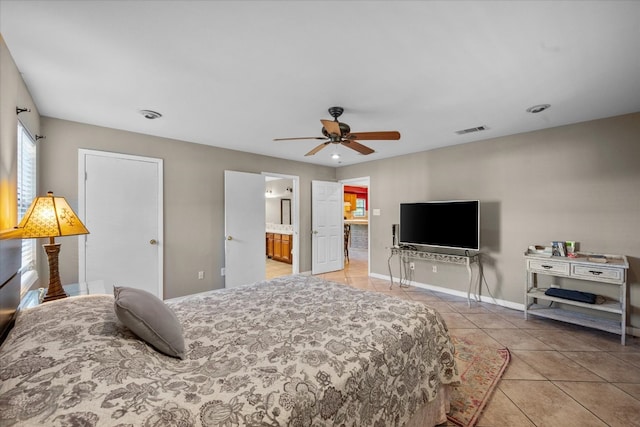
[399,200,480,251]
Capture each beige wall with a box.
[337,113,640,329]
[1,34,40,235]
[0,34,40,333]
[265,178,293,224]
[38,118,335,298]
[38,113,640,327]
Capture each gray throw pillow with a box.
[113,286,185,359]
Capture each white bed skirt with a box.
[407,384,451,427]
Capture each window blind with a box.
[17,121,38,292]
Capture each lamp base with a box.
[42,243,68,302]
[43,286,69,302]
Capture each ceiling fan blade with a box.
[346,131,401,141]
[305,142,330,156]
[273,136,327,141]
[341,140,375,155]
[321,119,342,136]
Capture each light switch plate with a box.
[373,209,381,216]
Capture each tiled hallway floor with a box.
[316,250,640,426]
[266,257,292,279]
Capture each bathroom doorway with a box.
[264,174,298,279]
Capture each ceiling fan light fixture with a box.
[274,106,400,157]
[322,122,351,139]
[139,109,162,119]
[331,153,340,160]
[526,104,551,114]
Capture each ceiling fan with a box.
[273,106,401,156]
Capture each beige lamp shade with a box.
[18,191,89,239]
[16,192,89,302]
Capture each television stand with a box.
[389,247,480,306]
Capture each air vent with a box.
[455,125,488,135]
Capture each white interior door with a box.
[312,180,343,274]
[224,170,266,288]
[79,150,163,298]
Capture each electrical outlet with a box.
[409,262,415,270]
[432,265,437,273]
[198,271,204,280]
[221,268,225,276]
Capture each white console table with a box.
[389,247,480,305]
[524,251,629,345]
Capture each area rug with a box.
[447,335,511,427]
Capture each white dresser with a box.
[524,251,629,345]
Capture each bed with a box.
[0,275,459,426]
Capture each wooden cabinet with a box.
[344,193,357,211]
[274,234,283,260]
[266,232,292,264]
[266,233,274,258]
[280,234,291,263]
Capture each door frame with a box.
[77,149,164,296]
[262,172,300,275]
[340,176,370,275]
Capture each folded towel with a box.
[544,288,600,304]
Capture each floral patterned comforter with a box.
[0,275,458,426]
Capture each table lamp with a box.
[17,191,89,302]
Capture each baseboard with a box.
[370,272,523,310]
[370,272,639,338]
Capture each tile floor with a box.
[266,257,292,279]
[316,249,640,427]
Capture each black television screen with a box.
[399,200,479,250]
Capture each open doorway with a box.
[341,177,370,275]
[264,174,298,279]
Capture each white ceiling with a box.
[1,1,639,167]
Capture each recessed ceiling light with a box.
[139,109,162,119]
[331,153,340,160]
[526,104,551,113]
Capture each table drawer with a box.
[528,259,570,276]
[572,265,623,283]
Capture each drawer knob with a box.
[588,270,603,275]
[541,265,553,269]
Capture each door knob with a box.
[227,236,233,240]
[312,230,318,235]
[150,239,157,245]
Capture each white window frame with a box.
[353,198,366,217]
[17,121,38,293]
